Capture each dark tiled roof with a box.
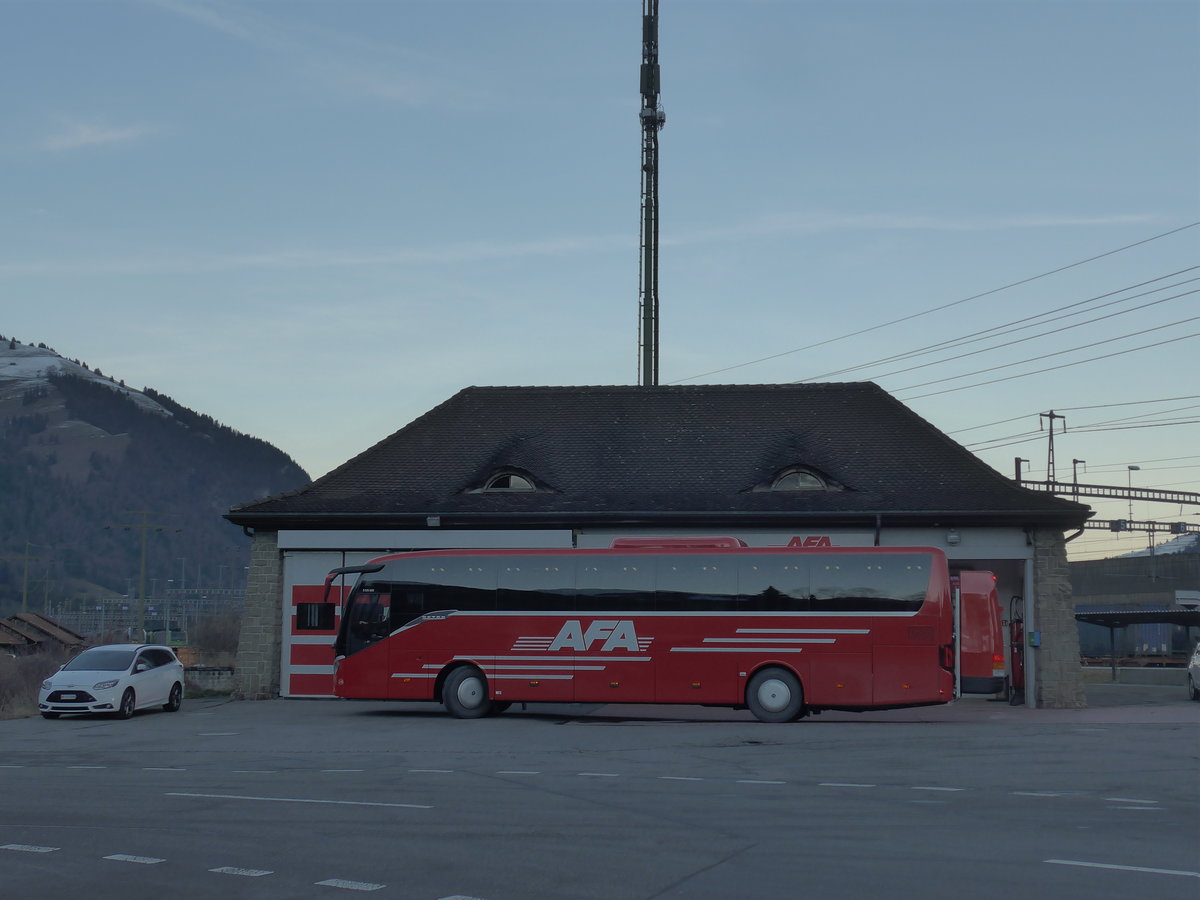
[12,612,86,646]
[227,384,1089,529]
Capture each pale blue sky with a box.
[3,0,1198,560]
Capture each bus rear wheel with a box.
[443,666,493,718]
[746,667,804,723]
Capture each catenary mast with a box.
[638,0,665,386]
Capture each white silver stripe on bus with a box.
[735,628,870,634]
[453,655,652,663]
[702,637,834,644]
[669,647,806,653]
[442,609,919,617]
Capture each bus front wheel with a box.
[443,666,493,719]
[746,667,804,723]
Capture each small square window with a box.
[296,602,336,631]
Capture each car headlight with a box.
[93,679,119,690]
[41,680,53,690]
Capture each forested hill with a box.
[0,336,310,616]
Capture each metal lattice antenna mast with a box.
[638,0,665,386]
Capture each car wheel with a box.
[164,683,182,712]
[442,666,493,718]
[1190,676,1200,702]
[746,666,805,723]
[41,712,60,719]
[117,688,136,719]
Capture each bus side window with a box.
[499,557,576,612]
[738,557,812,611]
[577,556,654,612]
[810,554,929,612]
[656,555,738,611]
[422,559,497,612]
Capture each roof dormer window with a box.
[482,472,536,492]
[770,468,826,492]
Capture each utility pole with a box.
[638,0,665,386]
[16,542,44,614]
[107,510,172,642]
[1039,410,1066,484]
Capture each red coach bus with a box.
[329,539,959,722]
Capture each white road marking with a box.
[322,769,365,773]
[68,765,106,769]
[1013,791,1073,797]
[1,844,58,853]
[497,770,540,775]
[912,786,965,792]
[658,776,703,781]
[142,767,186,772]
[819,782,875,788]
[1045,859,1200,879]
[1110,806,1163,811]
[438,895,491,900]
[736,779,786,785]
[0,765,24,768]
[578,772,620,777]
[210,866,273,877]
[409,769,453,773]
[316,879,386,891]
[104,854,165,865]
[167,792,431,809]
[1103,797,1158,804]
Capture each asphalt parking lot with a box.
[1,684,1196,900]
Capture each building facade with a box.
[226,384,1091,708]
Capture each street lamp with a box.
[1072,459,1086,498]
[1127,465,1141,521]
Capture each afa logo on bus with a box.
[548,620,641,652]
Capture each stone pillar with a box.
[232,529,283,700]
[1031,527,1086,708]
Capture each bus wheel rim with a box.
[456,675,485,709]
[757,678,791,713]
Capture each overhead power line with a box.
[799,269,1200,383]
[826,286,1198,385]
[949,396,1200,435]
[896,330,1199,400]
[894,318,1199,395]
[669,221,1200,383]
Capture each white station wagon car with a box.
[39,644,184,719]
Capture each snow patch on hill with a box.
[0,339,172,417]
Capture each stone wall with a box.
[1031,527,1086,708]
[232,529,283,699]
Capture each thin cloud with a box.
[138,0,254,42]
[42,120,158,152]
[138,0,458,108]
[0,209,1159,277]
[0,234,634,277]
[670,211,1159,245]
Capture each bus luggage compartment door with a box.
[872,643,950,706]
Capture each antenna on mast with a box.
[638,0,665,386]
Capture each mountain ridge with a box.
[0,334,311,619]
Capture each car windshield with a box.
[63,648,136,672]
